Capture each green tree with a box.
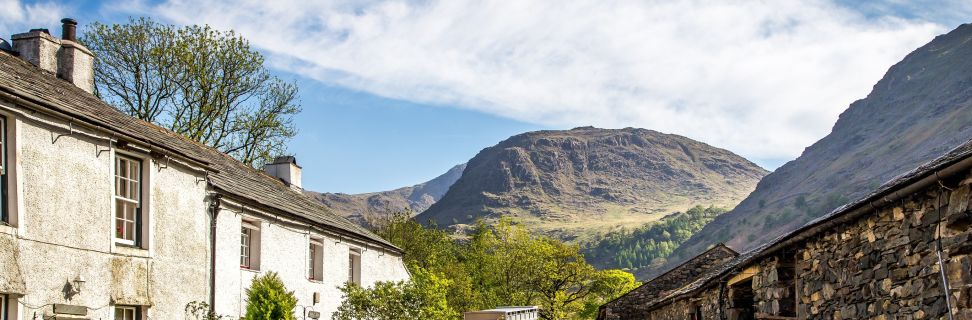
[583,205,728,271]
[243,272,297,320]
[82,17,301,167]
[372,213,639,319]
[578,270,641,319]
[331,267,459,320]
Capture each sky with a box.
[1,0,970,193]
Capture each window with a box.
[728,278,755,320]
[0,294,6,320]
[691,303,703,320]
[348,248,361,285]
[241,220,261,270]
[114,155,142,245]
[0,116,8,225]
[114,306,140,320]
[778,257,797,317]
[308,238,323,280]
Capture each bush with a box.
[185,301,231,320]
[331,267,458,320]
[243,272,297,320]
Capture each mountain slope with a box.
[670,23,972,266]
[307,163,466,225]
[415,127,768,241]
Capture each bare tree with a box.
[83,18,301,167]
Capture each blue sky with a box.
[1,0,969,193]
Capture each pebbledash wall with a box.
[0,100,212,319]
[213,198,410,316]
[0,19,408,320]
[599,139,972,319]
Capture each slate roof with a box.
[0,51,401,253]
[637,137,972,311]
[598,244,737,319]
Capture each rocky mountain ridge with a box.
[306,163,466,226]
[414,127,769,241]
[667,23,972,272]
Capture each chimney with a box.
[11,18,95,93]
[11,28,59,73]
[263,156,303,192]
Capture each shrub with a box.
[331,267,458,320]
[185,301,231,320]
[243,272,297,320]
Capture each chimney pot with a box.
[61,18,78,41]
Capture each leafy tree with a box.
[371,214,639,319]
[243,272,297,320]
[578,270,641,319]
[331,267,459,320]
[82,17,301,167]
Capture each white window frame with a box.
[0,115,8,226]
[114,305,139,320]
[348,248,361,285]
[113,154,142,246]
[241,220,261,270]
[308,238,324,281]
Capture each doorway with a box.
[728,278,755,320]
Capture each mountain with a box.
[668,23,972,268]
[306,163,466,226]
[414,127,769,241]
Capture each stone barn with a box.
[599,137,972,319]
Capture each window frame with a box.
[241,220,261,270]
[114,305,141,320]
[348,248,361,285]
[308,238,324,281]
[0,115,8,225]
[0,294,6,320]
[113,153,143,247]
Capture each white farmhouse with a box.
[0,19,409,320]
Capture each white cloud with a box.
[0,0,65,38]
[140,0,946,165]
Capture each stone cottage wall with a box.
[791,179,972,319]
[752,255,797,318]
[0,101,211,319]
[213,200,410,318]
[637,169,972,320]
[646,286,722,320]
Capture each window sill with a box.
[308,279,323,284]
[241,267,261,273]
[114,243,150,257]
[0,222,15,236]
